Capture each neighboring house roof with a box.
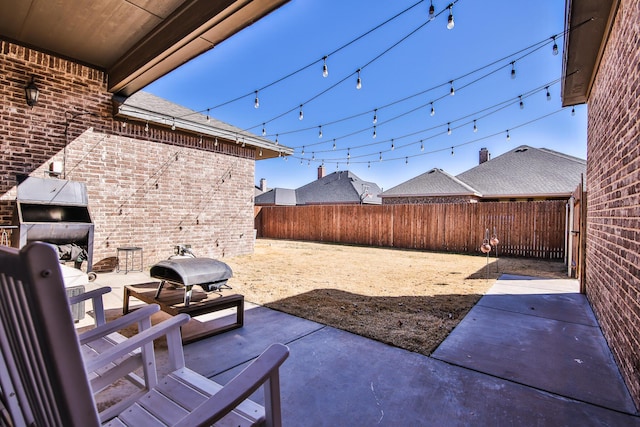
[457,146,586,198]
[296,171,382,205]
[382,146,586,200]
[255,188,297,206]
[382,168,481,198]
[255,170,382,205]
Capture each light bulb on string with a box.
[430,102,435,116]
[429,0,435,20]
[368,161,371,169]
[121,120,127,129]
[546,87,551,101]
[379,152,382,162]
[262,123,266,136]
[214,137,218,147]
[405,157,408,164]
[333,139,336,150]
[198,135,203,144]
[336,162,339,170]
[447,4,454,29]
[356,69,362,90]
[259,148,263,157]
[506,130,511,141]
[312,152,315,160]
[318,125,323,139]
[206,109,211,123]
[552,36,559,55]
[144,121,149,133]
[391,139,395,150]
[299,104,304,120]
[373,109,378,124]
[322,56,329,78]
[420,140,424,151]
[519,95,524,109]
[347,148,350,159]
[254,90,259,109]
[510,62,516,79]
[301,146,305,155]
[241,138,245,148]
[571,106,576,116]
[447,123,451,135]
[372,125,377,139]
[171,118,175,131]
[275,134,279,145]
[473,120,478,133]
[235,133,239,144]
[451,146,454,156]
[449,81,455,96]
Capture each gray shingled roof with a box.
[296,171,382,205]
[457,146,586,197]
[255,188,297,206]
[382,168,481,197]
[382,146,586,200]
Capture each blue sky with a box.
[146,0,587,191]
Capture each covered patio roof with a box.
[0,0,290,97]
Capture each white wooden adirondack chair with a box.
[0,242,289,426]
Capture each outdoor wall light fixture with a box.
[24,76,39,107]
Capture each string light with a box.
[259,148,263,157]
[451,146,454,156]
[254,90,259,109]
[171,118,175,131]
[356,69,362,90]
[312,152,315,160]
[552,36,558,55]
[121,120,127,129]
[322,56,329,78]
[242,138,246,147]
[275,134,279,145]
[262,123,266,136]
[299,105,304,120]
[519,95,524,109]
[368,161,371,169]
[510,62,516,79]
[473,120,478,133]
[430,102,435,116]
[428,0,435,20]
[405,156,409,164]
[546,87,551,101]
[373,109,378,124]
[420,140,424,151]
[214,137,218,147]
[571,106,575,116]
[447,123,451,135]
[206,109,211,123]
[235,133,239,144]
[446,4,454,30]
[379,152,382,162]
[391,139,395,150]
[347,148,351,159]
[144,121,149,133]
[506,130,511,141]
[449,81,455,96]
[373,126,377,139]
[333,139,337,150]
[301,146,305,155]
[318,125,323,138]
[198,135,203,144]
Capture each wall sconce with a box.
[24,76,39,107]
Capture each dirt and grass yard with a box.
[225,239,568,356]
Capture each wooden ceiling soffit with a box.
[108,0,289,96]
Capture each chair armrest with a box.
[84,313,191,373]
[78,304,160,345]
[175,343,290,427]
[69,286,112,326]
[68,286,111,305]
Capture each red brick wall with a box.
[585,0,640,407]
[1,41,256,268]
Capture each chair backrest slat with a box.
[0,243,100,427]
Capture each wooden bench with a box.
[123,282,244,343]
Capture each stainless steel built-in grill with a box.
[150,257,233,307]
[11,177,94,272]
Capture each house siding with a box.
[585,0,640,407]
[0,41,256,268]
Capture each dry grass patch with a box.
[226,239,567,355]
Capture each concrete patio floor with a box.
[90,271,640,426]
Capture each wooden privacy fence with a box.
[255,201,568,259]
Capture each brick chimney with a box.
[259,178,267,192]
[318,165,326,179]
[479,147,490,164]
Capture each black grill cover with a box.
[150,258,233,290]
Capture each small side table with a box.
[116,247,143,274]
